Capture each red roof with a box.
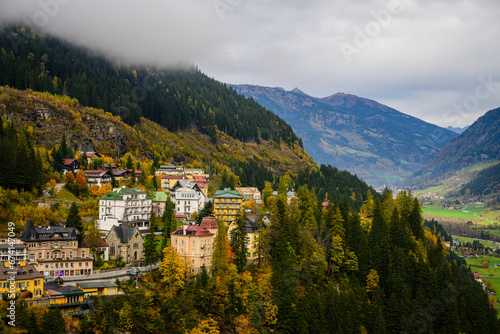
[474,274,483,279]
[63,159,77,166]
[201,216,217,229]
[171,225,214,236]
[83,235,108,248]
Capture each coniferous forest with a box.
[14,191,500,333]
[0,26,301,145]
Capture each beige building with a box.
[235,187,262,205]
[105,216,144,264]
[20,220,93,278]
[171,225,215,275]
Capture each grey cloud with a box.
[0,0,499,127]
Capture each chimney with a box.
[183,225,187,236]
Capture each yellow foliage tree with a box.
[160,246,186,296]
[187,318,220,334]
[366,269,380,293]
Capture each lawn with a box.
[56,187,79,202]
[423,204,484,220]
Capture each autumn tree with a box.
[160,246,186,296]
[212,220,230,277]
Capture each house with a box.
[0,263,44,299]
[160,175,189,192]
[155,165,184,177]
[62,159,81,173]
[192,175,209,197]
[112,169,143,182]
[0,243,27,263]
[213,189,243,226]
[184,168,209,178]
[77,282,119,296]
[105,216,144,264]
[42,277,91,315]
[82,151,102,164]
[84,170,112,187]
[20,220,93,278]
[152,191,169,217]
[171,225,215,275]
[200,216,218,236]
[83,235,109,261]
[98,163,118,170]
[97,186,152,232]
[170,180,206,212]
[235,187,262,205]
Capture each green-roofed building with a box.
[213,188,243,226]
[97,186,152,232]
[152,191,169,217]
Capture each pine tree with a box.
[144,219,159,270]
[66,202,85,242]
[229,212,248,273]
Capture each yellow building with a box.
[213,189,243,226]
[0,262,44,299]
[77,282,119,296]
[43,277,89,315]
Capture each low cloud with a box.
[1,0,499,127]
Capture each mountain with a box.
[447,125,470,134]
[409,107,500,190]
[0,26,300,146]
[231,84,457,187]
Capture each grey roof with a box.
[20,220,79,242]
[111,225,141,243]
[0,264,43,280]
[0,244,27,249]
[45,283,85,295]
[77,282,118,289]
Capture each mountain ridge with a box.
[231,84,457,187]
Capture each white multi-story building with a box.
[97,186,152,232]
[171,188,204,218]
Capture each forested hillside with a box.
[0,26,300,145]
[409,107,500,189]
[0,86,376,209]
[12,191,500,333]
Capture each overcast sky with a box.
[1,0,500,127]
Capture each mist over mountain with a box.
[232,84,457,187]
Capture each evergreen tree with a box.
[66,202,85,242]
[144,219,160,270]
[229,212,248,273]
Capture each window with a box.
[3,282,7,288]
[181,240,184,245]
[29,254,35,261]
[66,241,70,246]
[71,263,74,268]
[79,262,82,267]
[85,262,88,266]
[82,251,85,257]
[46,253,50,259]
[192,259,194,265]
[65,263,69,268]
[62,252,65,259]
[70,252,73,259]
[110,246,115,255]
[36,290,41,296]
